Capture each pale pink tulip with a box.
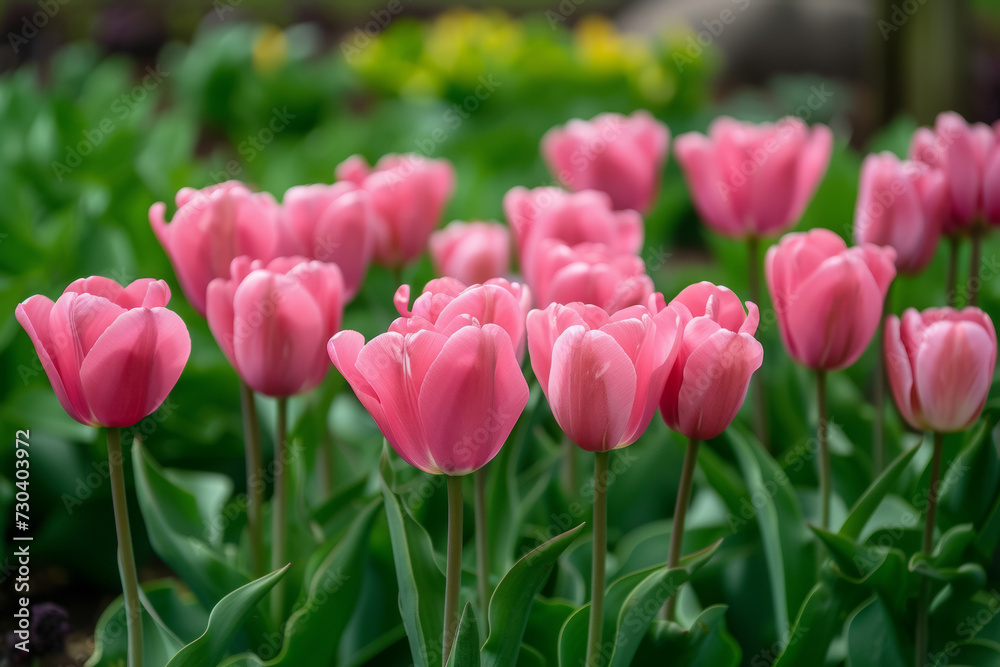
[429,221,511,286]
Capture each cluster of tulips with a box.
[14,107,999,666]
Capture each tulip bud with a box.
[429,221,511,287]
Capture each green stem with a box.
[239,381,264,578]
[874,285,892,474]
[586,451,610,667]
[443,475,464,666]
[946,235,958,307]
[562,434,577,501]
[817,370,830,530]
[915,432,944,667]
[663,437,700,621]
[107,427,143,667]
[746,235,769,449]
[270,397,288,624]
[474,466,490,625]
[968,224,983,307]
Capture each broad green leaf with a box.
[481,523,585,667]
[523,599,575,666]
[839,442,920,541]
[846,596,907,667]
[811,526,912,615]
[630,606,741,667]
[931,639,1000,667]
[728,426,815,641]
[556,604,590,667]
[939,412,1000,532]
[516,644,545,667]
[772,580,866,667]
[167,565,289,667]
[445,603,481,667]
[379,444,446,667]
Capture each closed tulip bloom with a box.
[885,308,996,433]
[766,228,897,371]
[430,221,511,286]
[529,240,654,313]
[282,182,376,299]
[674,116,833,238]
[336,153,455,266]
[658,282,763,441]
[328,323,529,475]
[503,187,643,279]
[15,277,191,427]
[853,153,947,274]
[909,111,996,233]
[150,181,283,316]
[526,301,681,451]
[542,110,670,213]
[207,256,345,397]
[392,277,531,359]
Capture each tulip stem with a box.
[239,381,265,578]
[270,397,288,625]
[562,434,578,500]
[817,370,830,530]
[915,431,944,667]
[968,224,983,307]
[474,466,491,625]
[443,475,464,666]
[586,450,610,667]
[107,427,143,667]
[946,235,958,307]
[663,437,700,621]
[746,235,769,449]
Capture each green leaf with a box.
[166,565,289,667]
[516,644,546,667]
[523,599,575,666]
[772,580,866,667]
[940,412,1000,533]
[446,603,481,667]
[932,639,1000,667]
[630,606,741,667]
[379,444,446,667]
[728,425,815,641]
[846,596,908,667]
[556,604,590,667]
[481,523,585,667]
[87,580,200,667]
[839,442,921,541]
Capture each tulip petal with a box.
[883,314,919,429]
[914,321,994,432]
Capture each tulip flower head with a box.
[207,256,345,397]
[282,182,377,299]
[659,282,763,440]
[885,307,996,433]
[674,116,833,238]
[429,221,512,287]
[15,277,191,427]
[149,181,283,316]
[526,301,681,451]
[853,152,947,274]
[329,306,529,476]
[542,110,670,213]
[336,153,455,266]
[909,111,998,233]
[765,228,896,371]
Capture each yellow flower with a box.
[253,25,288,75]
[574,15,651,75]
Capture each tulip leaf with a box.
[772,578,867,667]
[445,603,481,667]
[940,412,1000,538]
[523,598,575,666]
[629,605,741,667]
[379,444,446,667]
[838,441,921,541]
[845,596,908,667]
[481,522,585,667]
[556,604,590,667]
[932,640,1000,667]
[166,565,289,667]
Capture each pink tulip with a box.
[149,181,283,316]
[282,182,376,299]
[542,110,670,213]
[328,323,529,475]
[529,240,653,313]
[429,221,511,286]
[207,256,345,397]
[885,307,996,432]
[853,152,947,274]
[335,153,455,266]
[765,228,897,371]
[909,112,997,233]
[527,301,681,451]
[503,186,643,279]
[674,116,833,238]
[658,282,763,441]
[391,277,531,359]
[15,277,191,428]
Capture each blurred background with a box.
[0,0,998,664]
